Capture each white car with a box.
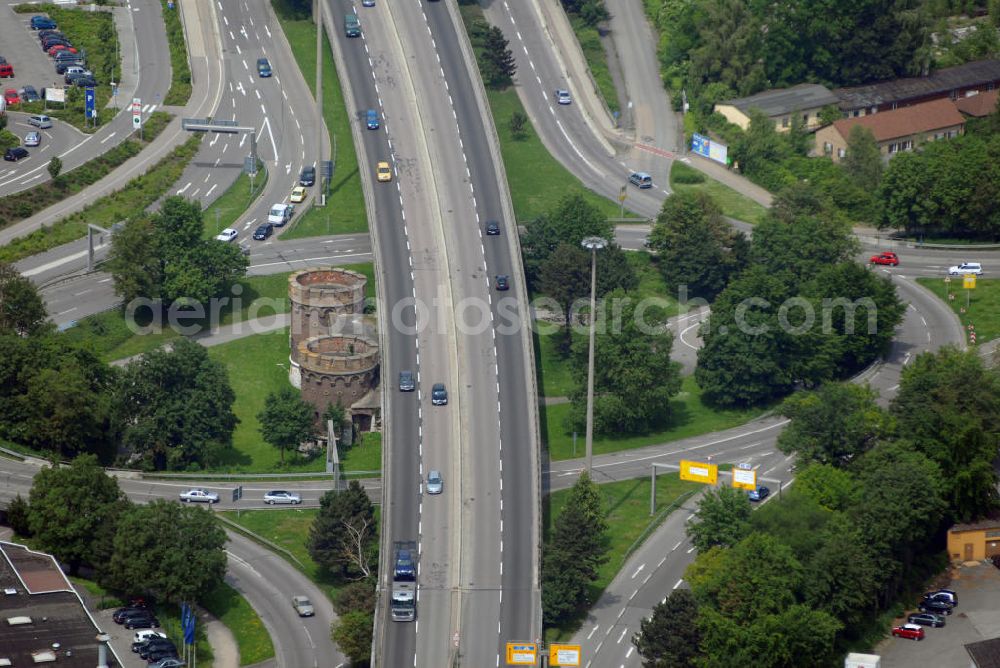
[948,262,983,275]
[179,488,219,504]
[426,470,443,495]
[292,595,315,617]
[263,490,302,505]
[133,630,167,646]
[215,228,238,242]
[555,89,572,105]
[23,131,40,147]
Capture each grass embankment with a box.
[202,167,270,239]
[223,507,381,604]
[541,375,765,461]
[670,162,767,225]
[918,276,1000,344]
[0,134,202,263]
[569,17,619,115]
[160,0,193,105]
[459,4,625,222]
[0,112,171,231]
[273,12,368,237]
[201,582,275,666]
[11,4,118,131]
[543,474,701,640]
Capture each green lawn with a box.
[208,328,325,472]
[543,375,765,461]
[569,17,619,115]
[543,474,700,640]
[202,168,269,239]
[342,430,381,475]
[458,4,625,223]
[201,582,275,666]
[670,162,767,225]
[533,330,577,398]
[918,276,1000,344]
[276,17,368,237]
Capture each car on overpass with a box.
[256,57,272,77]
[179,488,220,503]
[366,109,380,130]
[376,161,392,182]
[263,490,302,505]
[431,383,448,406]
[495,274,509,291]
[485,220,500,236]
[398,370,415,391]
[554,89,572,105]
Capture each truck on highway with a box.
[390,541,417,622]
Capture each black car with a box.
[124,615,160,630]
[495,274,509,291]
[54,50,83,62]
[431,383,448,406]
[37,29,65,39]
[143,645,179,662]
[139,640,177,659]
[918,599,953,616]
[485,220,500,235]
[299,165,315,187]
[398,370,415,392]
[115,607,156,624]
[41,37,71,48]
[907,613,946,628]
[4,147,29,162]
[20,86,40,102]
[73,76,97,87]
[252,223,274,240]
[55,60,84,74]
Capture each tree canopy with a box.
[633,589,701,668]
[686,486,751,552]
[0,263,48,337]
[114,338,238,470]
[308,480,378,579]
[258,387,315,464]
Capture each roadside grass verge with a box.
[459,4,625,223]
[11,4,118,131]
[918,276,1000,344]
[542,375,766,461]
[201,581,275,666]
[0,112,171,231]
[202,167,270,239]
[542,474,701,641]
[274,12,368,237]
[222,508,380,605]
[569,17,619,115]
[0,135,202,264]
[670,162,767,225]
[161,0,193,105]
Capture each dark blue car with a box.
[31,15,57,30]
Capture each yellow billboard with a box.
[732,466,757,491]
[506,643,537,665]
[549,644,581,666]
[964,274,977,289]
[680,460,718,485]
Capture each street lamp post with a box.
[581,236,607,474]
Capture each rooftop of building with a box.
[719,83,840,117]
[835,59,1000,110]
[830,97,966,142]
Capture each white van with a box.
[267,203,294,227]
[28,115,53,129]
[629,171,652,189]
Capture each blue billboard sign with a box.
[691,132,710,158]
[85,87,96,119]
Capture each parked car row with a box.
[891,589,959,642]
[130,628,184,666]
[177,488,304,504]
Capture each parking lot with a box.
[877,561,1000,666]
[0,5,67,100]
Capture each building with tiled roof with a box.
[955,89,1000,117]
[814,97,965,162]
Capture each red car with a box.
[891,624,925,641]
[3,88,19,105]
[47,44,77,56]
[870,251,900,266]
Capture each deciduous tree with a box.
[0,263,48,336]
[258,387,315,464]
[843,125,882,188]
[686,486,751,552]
[27,456,126,575]
[308,481,377,579]
[332,610,373,664]
[105,499,226,603]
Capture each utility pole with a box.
[315,0,324,203]
[580,236,607,474]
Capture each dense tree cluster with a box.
[641,351,999,665]
[17,457,226,603]
[648,0,932,114]
[107,196,247,307]
[694,193,905,407]
[878,123,1000,239]
[560,0,608,26]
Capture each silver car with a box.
[292,595,314,617]
[263,490,302,505]
[178,488,219,503]
[426,470,443,495]
[23,131,40,147]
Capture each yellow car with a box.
[376,161,392,182]
[290,186,307,203]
